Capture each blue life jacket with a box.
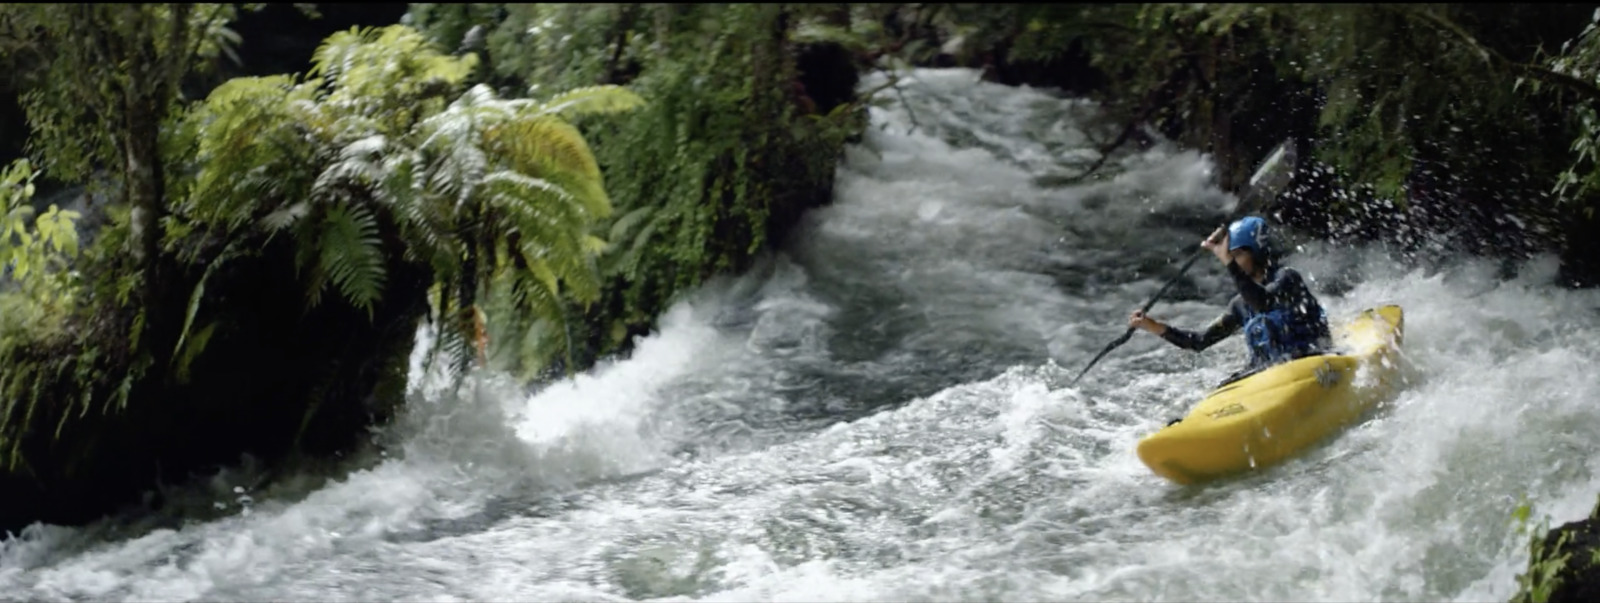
[1241,302,1328,367]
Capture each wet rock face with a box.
[0,221,431,535]
[979,37,1105,97]
[1558,211,1600,288]
[794,40,860,117]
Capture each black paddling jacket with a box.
[1160,262,1332,369]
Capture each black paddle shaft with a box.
[1067,140,1298,387]
[1068,238,1207,386]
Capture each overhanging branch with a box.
[1409,6,1600,103]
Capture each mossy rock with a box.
[0,228,429,534]
[1514,497,1600,603]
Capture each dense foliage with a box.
[168,24,642,380]
[1,14,641,433]
[0,159,82,464]
[0,1,868,530]
[0,4,651,528]
[408,3,869,379]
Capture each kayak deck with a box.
[1136,305,1405,485]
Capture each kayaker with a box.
[1126,216,1332,382]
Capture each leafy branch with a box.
[1406,6,1600,103]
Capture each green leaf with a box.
[525,256,560,296]
[607,206,656,244]
[173,322,218,384]
[316,203,388,319]
[262,201,311,231]
[172,268,212,362]
[533,85,646,120]
[582,234,608,254]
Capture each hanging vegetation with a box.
[0,16,640,532]
[409,3,870,379]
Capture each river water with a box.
[4,67,1600,602]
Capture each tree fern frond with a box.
[317,203,387,318]
[313,133,390,197]
[384,24,478,84]
[532,85,647,121]
[448,84,505,115]
[539,169,613,225]
[316,24,477,110]
[377,150,452,264]
[420,126,488,209]
[172,259,213,361]
[523,255,561,298]
[519,317,570,382]
[183,75,316,227]
[581,235,607,255]
[319,111,386,147]
[480,171,580,211]
[562,265,603,308]
[308,26,376,83]
[481,174,590,259]
[607,206,656,244]
[431,312,471,381]
[505,219,585,282]
[341,133,388,159]
[607,210,670,278]
[376,149,419,204]
[520,281,565,331]
[519,236,600,307]
[508,257,576,375]
[411,101,493,212]
[173,322,218,384]
[415,101,483,157]
[261,201,309,231]
[397,193,456,267]
[490,117,607,208]
[490,175,602,304]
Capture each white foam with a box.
[6,66,1600,603]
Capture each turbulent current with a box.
[5,68,1600,602]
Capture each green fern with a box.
[182,75,320,232]
[172,322,217,384]
[492,116,612,216]
[313,203,387,318]
[528,85,648,121]
[165,22,641,382]
[395,79,638,374]
[605,206,655,250]
[310,24,479,132]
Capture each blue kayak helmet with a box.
[1227,216,1270,265]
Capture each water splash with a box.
[3,68,1598,603]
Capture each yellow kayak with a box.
[1136,305,1406,485]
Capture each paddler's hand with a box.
[1200,226,1230,265]
[1129,310,1168,335]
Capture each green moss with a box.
[1512,499,1570,603]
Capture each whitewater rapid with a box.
[4,67,1600,602]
